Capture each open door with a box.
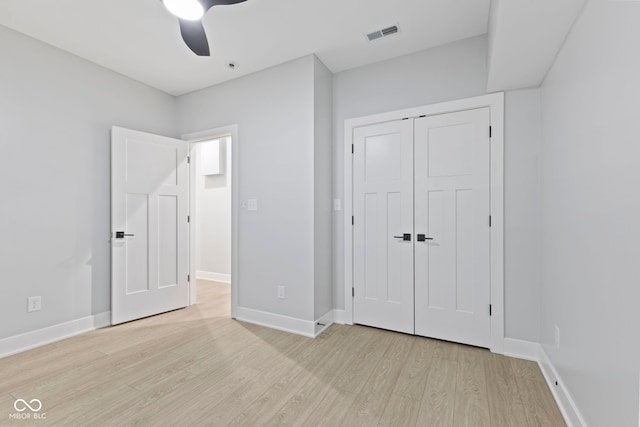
[111,126,189,325]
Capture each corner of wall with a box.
[503,338,587,427]
[313,53,334,320]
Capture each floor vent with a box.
[367,25,399,42]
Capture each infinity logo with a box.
[13,399,42,412]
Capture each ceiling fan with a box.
[162,0,248,56]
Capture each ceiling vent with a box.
[366,25,399,42]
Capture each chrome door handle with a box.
[417,234,433,242]
[115,231,135,239]
[393,233,411,241]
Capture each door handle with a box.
[115,231,135,239]
[393,233,411,241]
[417,234,433,242]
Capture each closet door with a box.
[353,119,414,334]
[414,108,491,348]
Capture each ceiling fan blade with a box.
[201,0,248,12]
[179,19,210,56]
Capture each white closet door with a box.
[414,108,491,347]
[111,126,189,325]
[353,120,414,334]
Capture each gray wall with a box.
[196,137,232,278]
[177,55,318,321]
[0,26,177,339]
[313,57,334,320]
[539,2,640,425]
[504,89,542,342]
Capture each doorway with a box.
[110,124,239,324]
[184,125,239,317]
[343,93,505,353]
[194,137,232,284]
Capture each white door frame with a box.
[182,124,239,319]
[343,93,505,353]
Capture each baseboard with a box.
[0,311,111,358]
[313,310,335,337]
[196,270,231,283]
[503,338,586,427]
[235,307,316,338]
[537,344,588,427]
[333,309,347,324]
[503,338,539,361]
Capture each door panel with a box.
[125,193,149,294]
[111,127,189,325]
[353,120,414,334]
[158,195,179,288]
[414,108,491,348]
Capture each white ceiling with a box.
[0,0,490,96]
[487,0,586,92]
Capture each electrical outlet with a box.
[333,199,341,211]
[247,199,258,211]
[554,325,560,348]
[277,286,285,299]
[28,296,41,313]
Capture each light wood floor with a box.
[0,280,565,426]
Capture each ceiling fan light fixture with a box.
[163,0,204,21]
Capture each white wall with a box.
[196,137,232,280]
[177,56,317,322]
[313,57,333,320]
[504,89,542,342]
[0,26,177,339]
[539,2,640,425]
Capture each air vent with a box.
[381,26,398,36]
[366,25,399,42]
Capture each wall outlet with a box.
[28,296,41,313]
[333,199,341,211]
[247,199,258,211]
[554,325,560,348]
[277,286,285,299]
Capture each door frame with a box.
[182,124,239,319]
[343,92,505,353]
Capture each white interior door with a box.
[414,108,491,347]
[111,126,189,325]
[353,120,414,334]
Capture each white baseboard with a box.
[0,312,111,358]
[196,270,231,283]
[502,338,586,427]
[503,338,539,361]
[313,310,335,337]
[235,307,343,339]
[235,307,316,338]
[537,344,588,427]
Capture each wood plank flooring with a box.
[0,280,565,426]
